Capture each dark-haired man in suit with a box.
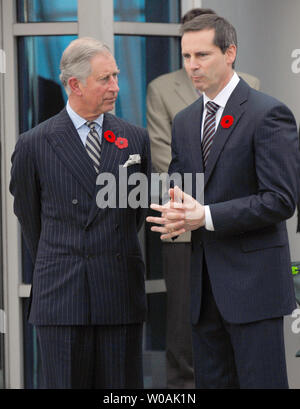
[10,37,151,389]
[146,7,260,389]
[147,14,300,388]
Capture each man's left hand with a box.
[146,186,205,240]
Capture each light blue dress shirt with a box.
[66,100,104,146]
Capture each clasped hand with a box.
[146,186,205,240]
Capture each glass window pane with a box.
[115,35,181,127]
[18,35,76,388]
[114,0,181,23]
[115,34,181,389]
[17,0,78,23]
[18,35,75,134]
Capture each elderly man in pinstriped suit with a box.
[10,37,151,389]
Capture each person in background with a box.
[10,37,151,389]
[146,8,260,389]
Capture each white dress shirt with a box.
[203,72,240,231]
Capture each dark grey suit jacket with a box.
[10,108,151,325]
[169,79,300,324]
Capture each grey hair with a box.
[59,37,111,95]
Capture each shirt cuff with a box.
[204,206,215,231]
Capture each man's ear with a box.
[225,44,237,66]
[68,77,83,96]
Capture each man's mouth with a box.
[191,74,204,80]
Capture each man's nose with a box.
[109,76,120,93]
[189,56,200,70]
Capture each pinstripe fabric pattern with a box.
[10,108,151,326]
[192,264,289,388]
[85,121,101,173]
[168,78,299,325]
[201,101,219,168]
[36,324,143,389]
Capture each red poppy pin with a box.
[115,137,128,149]
[104,130,116,143]
[221,115,234,129]
[104,130,128,149]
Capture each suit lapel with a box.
[98,113,126,176]
[189,98,205,174]
[86,113,127,227]
[45,108,96,198]
[204,79,249,188]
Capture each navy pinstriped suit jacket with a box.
[169,78,300,325]
[10,108,151,325]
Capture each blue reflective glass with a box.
[115,35,181,127]
[114,0,181,23]
[18,35,76,389]
[18,36,75,133]
[17,0,78,22]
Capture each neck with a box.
[206,70,234,100]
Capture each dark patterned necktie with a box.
[85,121,101,173]
[202,101,220,168]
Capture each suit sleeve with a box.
[9,136,41,263]
[168,114,184,178]
[146,81,173,173]
[297,125,300,233]
[210,103,300,234]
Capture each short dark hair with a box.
[181,8,216,24]
[180,14,237,68]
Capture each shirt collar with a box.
[203,71,240,109]
[66,100,104,130]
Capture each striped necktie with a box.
[85,121,101,173]
[202,101,220,168]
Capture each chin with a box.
[105,105,114,113]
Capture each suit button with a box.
[72,199,78,205]
[115,224,119,231]
[116,253,121,260]
[199,241,203,247]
